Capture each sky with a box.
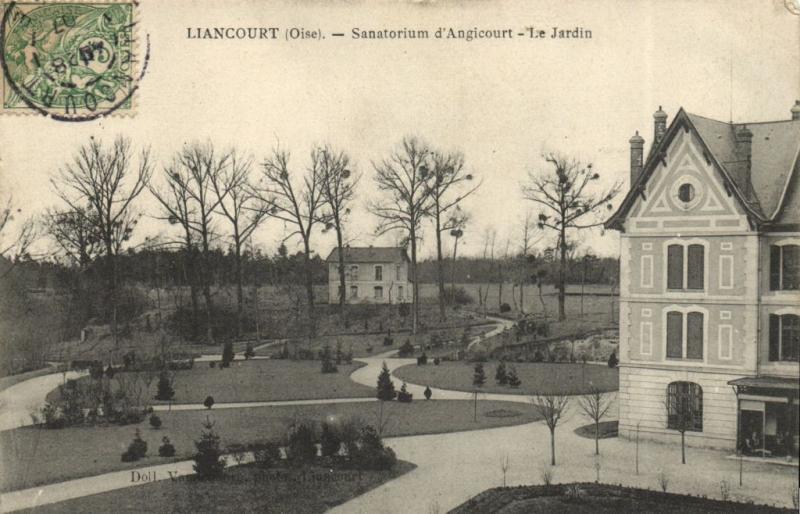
[1,0,798,260]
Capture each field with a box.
[47,360,375,405]
[26,461,417,514]
[0,399,542,492]
[450,483,795,514]
[393,361,618,396]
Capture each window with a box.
[348,265,359,280]
[396,264,401,280]
[678,183,695,203]
[374,286,383,299]
[666,310,704,360]
[398,285,404,300]
[769,314,799,362]
[770,244,799,290]
[667,382,703,432]
[375,265,383,281]
[667,243,704,290]
[349,285,358,298]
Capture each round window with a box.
[678,183,695,203]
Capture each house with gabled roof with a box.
[605,102,799,456]
[325,246,412,305]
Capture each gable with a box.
[629,128,743,222]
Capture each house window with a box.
[398,285,404,300]
[770,244,799,290]
[348,265,359,280]
[375,265,383,281]
[374,286,383,299]
[350,285,358,298]
[666,310,704,360]
[666,381,703,432]
[678,183,695,203]
[667,243,704,290]
[396,264,401,280]
[769,314,799,362]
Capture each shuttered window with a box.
[666,311,683,358]
[667,382,703,432]
[771,314,800,362]
[687,245,704,289]
[769,314,780,361]
[686,312,704,359]
[770,246,782,290]
[667,245,684,289]
[771,245,800,290]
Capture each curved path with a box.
[0,370,87,432]
[2,316,798,512]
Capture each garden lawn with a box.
[47,360,374,405]
[0,399,542,492]
[256,323,497,359]
[574,420,618,440]
[450,483,795,514]
[393,361,618,396]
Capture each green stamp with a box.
[1,1,147,121]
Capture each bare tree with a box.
[515,212,539,314]
[51,136,152,347]
[664,384,701,464]
[531,393,570,465]
[522,153,620,321]
[43,207,100,268]
[258,146,326,336]
[151,142,229,343]
[210,150,269,337]
[369,136,433,334]
[317,144,359,318]
[478,228,496,315]
[449,219,468,302]
[426,151,479,320]
[0,196,38,277]
[578,386,614,455]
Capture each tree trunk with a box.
[335,223,346,319]
[595,421,600,455]
[410,227,419,334]
[234,236,243,339]
[550,428,556,466]
[303,236,316,337]
[104,238,118,349]
[200,228,214,344]
[436,215,446,321]
[558,225,567,321]
[519,271,525,314]
[451,235,459,302]
[681,431,686,464]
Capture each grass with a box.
[47,360,375,405]
[262,322,497,359]
[450,483,795,513]
[1,399,542,492]
[574,420,619,440]
[26,461,417,514]
[393,361,618,396]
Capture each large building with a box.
[325,246,413,305]
[606,103,800,456]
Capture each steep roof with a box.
[607,108,800,230]
[325,246,409,264]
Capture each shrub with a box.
[447,287,474,306]
[424,386,432,400]
[532,350,545,362]
[121,429,148,462]
[159,436,176,457]
[244,344,255,360]
[417,353,428,366]
[473,362,486,387]
[221,341,234,368]
[320,344,338,374]
[607,351,618,368]
[287,422,317,465]
[397,383,413,403]
[499,302,511,313]
[540,466,554,486]
[149,413,162,429]
[719,479,731,501]
[39,402,66,429]
[398,339,415,357]
[209,361,216,369]
[352,425,396,470]
[433,357,441,366]
[252,442,281,468]
[320,422,342,458]
[376,362,396,401]
[204,396,215,409]
[383,329,394,346]
[495,361,508,385]
[155,371,175,401]
[507,366,521,388]
[193,417,226,478]
[657,470,669,492]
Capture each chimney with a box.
[653,106,668,145]
[791,100,800,121]
[629,131,645,187]
[735,124,753,196]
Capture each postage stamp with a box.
[0,1,147,121]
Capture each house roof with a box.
[325,246,409,264]
[606,108,800,230]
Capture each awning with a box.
[728,376,800,392]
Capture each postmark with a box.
[0,1,148,121]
